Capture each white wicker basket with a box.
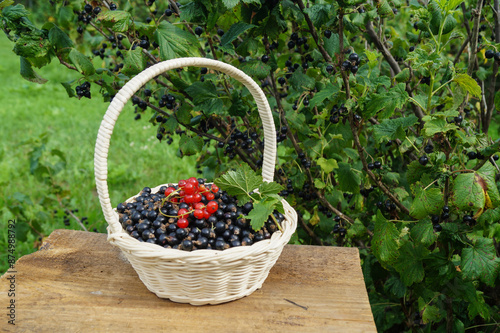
[94,58,298,305]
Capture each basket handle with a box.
[94,57,277,234]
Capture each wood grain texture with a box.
[0,229,376,332]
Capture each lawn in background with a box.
[0,33,197,274]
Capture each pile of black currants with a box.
[117,177,284,251]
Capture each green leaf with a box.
[13,34,51,61]
[154,21,199,60]
[373,115,419,142]
[410,185,444,219]
[317,157,338,173]
[15,221,30,242]
[407,161,428,185]
[314,178,326,189]
[384,276,407,298]
[48,25,74,53]
[337,162,360,194]
[411,220,437,247]
[68,48,95,76]
[323,33,340,56]
[363,83,409,118]
[179,135,204,156]
[477,163,500,209]
[222,0,239,9]
[422,118,458,137]
[394,241,429,286]
[61,81,76,98]
[461,237,500,286]
[20,56,47,84]
[453,73,481,98]
[394,68,410,83]
[479,140,500,157]
[97,10,131,32]
[372,211,400,265]
[0,0,15,10]
[418,298,442,324]
[258,182,283,197]
[376,0,395,18]
[246,196,279,231]
[214,163,263,203]
[303,4,330,28]
[452,173,485,212]
[1,3,28,19]
[240,60,271,80]
[121,47,146,76]
[289,71,316,91]
[309,83,339,108]
[185,81,219,104]
[219,22,256,54]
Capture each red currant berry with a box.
[206,201,218,214]
[165,186,176,197]
[194,202,205,210]
[193,209,204,219]
[178,190,185,197]
[184,194,194,203]
[198,184,206,193]
[184,183,196,195]
[177,218,189,228]
[178,179,187,188]
[211,184,219,193]
[193,193,202,203]
[187,177,199,187]
[178,208,189,218]
[205,192,215,201]
[203,209,211,219]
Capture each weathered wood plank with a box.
[0,229,376,332]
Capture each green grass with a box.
[0,33,196,274]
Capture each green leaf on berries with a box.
[411,220,437,247]
[68,48,95,76]
[20,56,47,84]
[219,22,256,54]
[240,60,271,80]
[97,10,131,32]
[121,47,147,76]
[452,173,485,211]
[453,73,481,98]
[410,184,443,219]
[373,115,419,142]
[461,237,500,286]
[154,21,199,60]
[215,163,263,203]
[179,135,204,156]
[337,162,360,194]
[394,241,429,286]
[372,211,400,266]
[246,196,279,231]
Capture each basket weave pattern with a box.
[94,58,298,305]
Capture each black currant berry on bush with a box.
[341,61,351,71]
[324,30,332,38]
[495,52,500,61]
[368,162,375,170]
[374,161,382,169]
[200,67,208,75]
[109,3,117,10]
[493,155,499,161]
[84,3,93,13]
[431,215,439,224]
[164,8,173,16]
[217,29,224,36]
[419,156,429,166]
[467,151,477,160]
[409,46,415,52]
[77,26,84,34]
[326,65,333,73]
[454,115,463,124]
[93,7,101,15]
[278,77,286,85]
[195,26,203,36]
[287,40,295,49]
[348,53,359,63]
[261,54,270,63]
[485,50,495,59]
[424,144,434,154]
[350,65,359,74]
[433,224,442,232]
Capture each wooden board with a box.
[0,229,376,332]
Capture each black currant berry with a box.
[195,26,203,36]
[367,163,375,170]
[164,9,173,16]
[84,4,93,13]
[424,144,434,154]
[374,161,382,169]
[261,54,270,63]
[326,65,333,73]
[350,65,358,74]
[348,53,359,63]
[409,46,415,52]
[278,77,286,85]
[324,30,332,39]
[217,29,224,37]
[485,50,495,59]
[77,26,84,34]
[93,7,101,15]
[109,3,117,10]
[431,215,439,224]
[287,40,295,49]
[433,224,442,232]
[200,67,208,75]
[467,151,477,160]
[419,156,429,166]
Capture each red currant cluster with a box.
[163,177,220,229]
